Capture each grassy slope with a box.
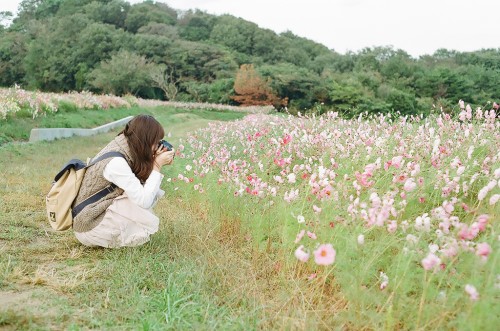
[0,106,246,144]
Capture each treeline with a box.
[1,0,499,115]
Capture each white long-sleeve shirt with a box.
[103,157,164,209]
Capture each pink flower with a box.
[294,230,306,243]
[421,253,441,271]
[387,221,397,233]
[313,205,322,213]
[403,178,417,192]
[357,234,365,245]
[459,223,479,240]
[489,194,500,205]
[294,245,310,262]
[441,244,458,258]
[465,284,479,301]
[391,156,403,168]
[307,273,317,281]
[355,171,374,187]
[313,244,336,266]
[459,100,465,109]
[477,214,489,231]
[380,272,389,290]
[287,173,296,183]
[478,187,488,201]
[475,242,491,261]
[282,133,292,145]
[307,231,317,240]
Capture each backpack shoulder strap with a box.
[72,151,126,218]
[87,151,125,167]
[54,159,86,182]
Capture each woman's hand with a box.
[153,146,175,171]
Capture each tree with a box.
[231,64,279,106]
[0,11,13,30]
[89,50,154,95]
[178,10,215,41]
[209,15,257,54]
[125,2,176,33]
[166,40,237,82]
[260,63,320,109]
[150,64,180,100]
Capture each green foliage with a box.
[181,78,234,104]
[260,63,321,109]
[1,1,499,114]
[88,50,154,95]
[209,15,257,54]
[178,10,215,42]
[124,2,176,33]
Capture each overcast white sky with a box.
[2,0,499,58]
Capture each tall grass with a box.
[0,106,498,330]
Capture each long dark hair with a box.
[120,115,164,183]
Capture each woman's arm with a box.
[103,157,163,209]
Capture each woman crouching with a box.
[73,114,175,248]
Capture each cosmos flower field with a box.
[171,103,499,328]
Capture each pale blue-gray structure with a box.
[29,116,133,142]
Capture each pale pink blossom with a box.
[459,99,465,109]
[489,194,500,205]
[422,253,441,271]
[459,223,480,241]
[312,205,322,213]
[313,244,336,265]
[284,189,299,203]
[287,173,296,183]
[387,221,397,233]
[478,187,488,201]
[295,245,310,262]
[475,242,491,261]
[273,175,284,183]
[380,271,389,290]
[403,178,417,192]
[294,230,306,243]
[477,214,489,231]
[441,243,458,258]
[465,284,479,301]
[391,155,403,168]
[357,234,365,245]
[307,231,317,240]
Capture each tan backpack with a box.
[46,151,124,231]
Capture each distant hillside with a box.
[0,0,499,114]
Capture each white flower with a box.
[294,245,309,262]
[489,194,500,205]
[406,234,418,245]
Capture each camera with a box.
[159,139,173,151]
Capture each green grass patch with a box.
[0,105,246,145]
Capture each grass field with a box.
[0,106,498,330]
